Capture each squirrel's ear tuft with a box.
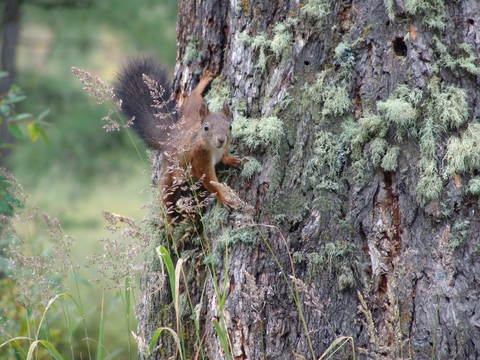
[198,102,210,121]
[221,101,230,118]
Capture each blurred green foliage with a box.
[1,1,177,359]
[9,0,177,186]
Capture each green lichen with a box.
[306,242,357,290]
[306,43,354,120]
[432,38,480,76]
[237,30,253,46]
[334,42,355,69]
[351,157,369,185]
[322,85,351,118]
[299,0,332,29]
[468,177,480,196]
[345,113,387,158]
[241,156,262,180]
[377,85,421,140]
[324,241,355,271]
[426,79,469,130]
[418,118,437,159]
[292,251,303,264]
[416,158,443,205]
[383,0,396,21]
[203,252,222,267]
[238,30,271,72]
[450,220,470,250]
[179,293,191,318]
[344,75,473,206]
[204,77,232,112]
[239,16,298,71]
[217,227,257,251]
[307,252,325,278]
[369,137,388,167]
[232,115,284,151]
[202,203,230,235]
[443,123,480,178]
[381,146,400,172]
[404,0,446,30]
[182,36,202,65]
[304,131,345,191]
[306,69,330,104]
[337,267,355,291]
[234,99,247,115]
[273,213,287,224]
[270,22,292,59]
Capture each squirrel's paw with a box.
[223,155,242,167]
[211,181,243,210]
[202,67,217,80]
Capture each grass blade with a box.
[26,340,67,360]
[149,327,183,360]
[157,246,176,302]
[125,277,131,317]
[213,318,230,359]
[97,291,105,360]
[318,336,355,360]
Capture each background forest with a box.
[1,1,177,358]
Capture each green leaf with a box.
[0,71,8,78]
[6,94,26,104]
[38,108,51,120]
[12,113,32,121]
[0,104,10,116]
[28,122,39,142]
[7,124,24,140]
[37,127,50,145]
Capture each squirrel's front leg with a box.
[221,153,241,167]
[200,168,236,209]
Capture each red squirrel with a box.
[115,58,241,220]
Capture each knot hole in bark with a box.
[392,37,407,57]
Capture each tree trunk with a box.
[0,0,22,161]
[138,1,480,359]
[1,0,22,93]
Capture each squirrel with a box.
[114,58,241,220]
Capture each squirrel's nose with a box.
[217,136,226,144]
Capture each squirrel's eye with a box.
[229,124,232,131]
[204,124,209,131]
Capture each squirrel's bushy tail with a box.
[114,58,177,150]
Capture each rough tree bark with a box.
[137,1,480,359]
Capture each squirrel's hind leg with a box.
[191,67,216,96]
